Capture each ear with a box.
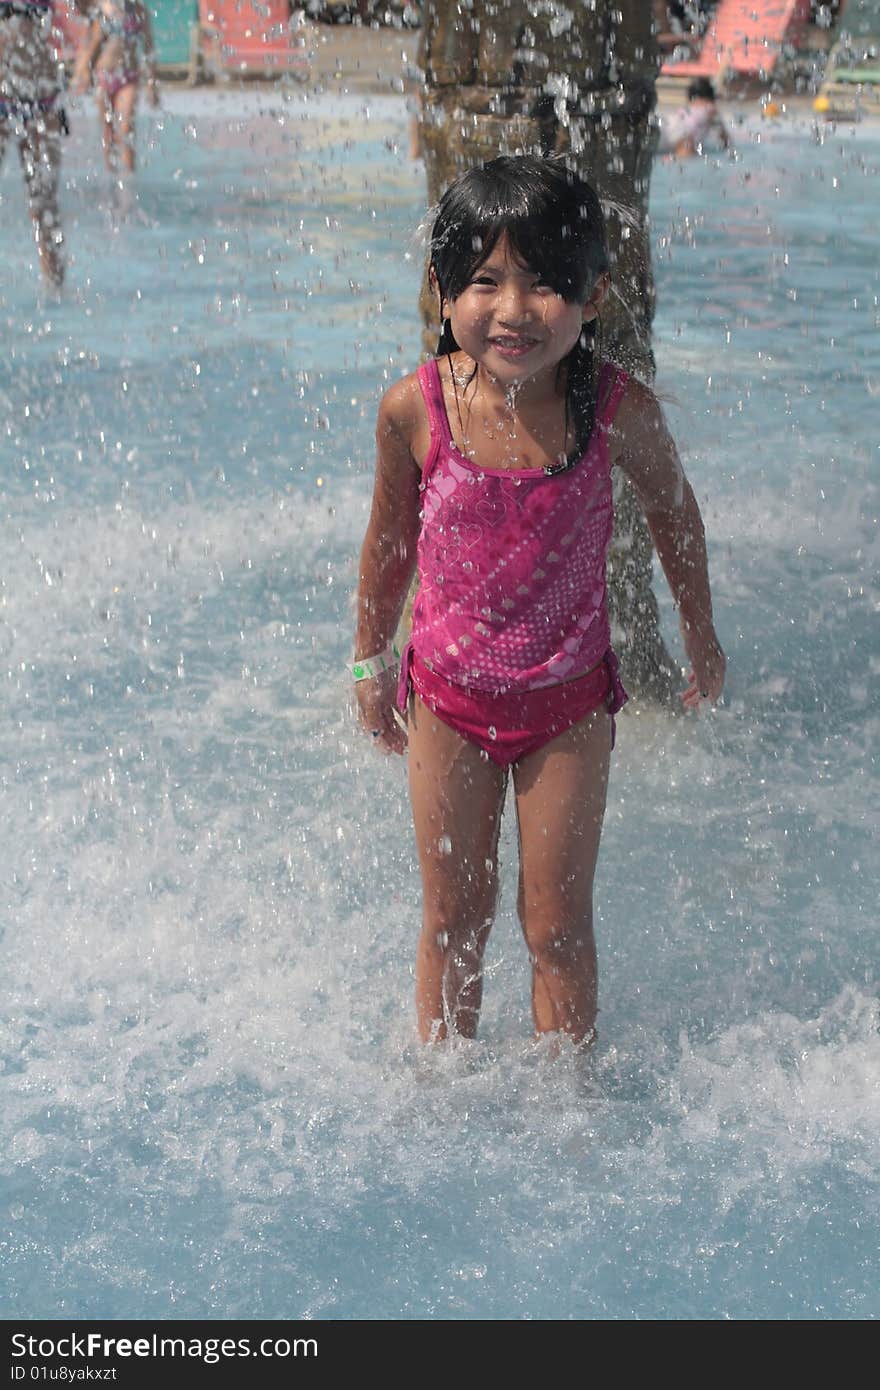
[428,264,446,315]
[582,272,610,323]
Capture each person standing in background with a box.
[73,0,158,175]
[0,0,66,288]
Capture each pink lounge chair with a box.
[662,0,812,80]
[198,0,310,77]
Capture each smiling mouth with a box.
[488,336,539,358]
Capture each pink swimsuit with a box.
[398,358,629,766]
[97,68,139,100]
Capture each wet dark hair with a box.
[688,77,717,101]
[429,156,610,460]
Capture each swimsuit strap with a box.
[417,357,627,479]
[415,357,449,485]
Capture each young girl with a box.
[73,0,157,174]
[354,156,725,1046]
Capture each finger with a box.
[369,713,407,755]
[361,711,402,743]
[683,683,719,708]
[680,678,706,709]
[376,727,406,755]
[386,712,408,752]
[698,669,723,699]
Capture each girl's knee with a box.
[521,910,594,968]
[419,848,499,922]
[517,875,591,930]
[419,907,493,958]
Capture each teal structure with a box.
[150,0,198,67]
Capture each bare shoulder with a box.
[377,365,433,471]
[607,375,670,464]
[377,369,424,440]
[609,375,687,508]
[612,375,663,430]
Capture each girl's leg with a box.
[113,82,138,174]
[512,708,611,1043]
[407,695,508,1042]
[96,88,116,171]
[19,117,64,288]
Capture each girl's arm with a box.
[139,1,159,102]
[354,379,423,752]
[612,378,726,706]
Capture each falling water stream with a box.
[1,86,878,1318]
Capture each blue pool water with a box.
[1,89,878,1320]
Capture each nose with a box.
[496,280,531,325]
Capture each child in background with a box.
[0,0,67,286]
[662,77,731,158]
[353,157,725,1046]
[73,0,157,174]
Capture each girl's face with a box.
[442,233,607,389]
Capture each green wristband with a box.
[348,645,399,681]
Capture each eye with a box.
[470,274,497,287]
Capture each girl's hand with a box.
[355,668,407,755]
[680,621,726,709]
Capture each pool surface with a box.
[1,89,878,1319]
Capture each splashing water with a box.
[1,89,878,1319]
